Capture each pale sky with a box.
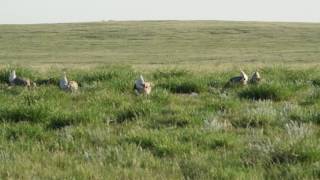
[1,0,320,24]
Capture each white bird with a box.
[9,70,32,87]
[250,71,261,84]
[228,70,248,85]
[59,72,78,92]
[134,75,152,95]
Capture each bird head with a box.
[254,71,260,79]
[62,72,67,78]
[139,75,145,84]
[240,70,248,81]
[61,72,68,83]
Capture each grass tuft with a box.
[115,105,151,123]
[0,105,50,123]
[151,114,190,128]
[311,79,320,86]
[239,84,292,101]
[127,136,174,157]
[160,81,202,94]
[153,69,190,79]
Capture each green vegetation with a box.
[1,21,320,68]
[0,66,319,179]
[1,21,320,179]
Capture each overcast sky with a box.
[1,0,320,24]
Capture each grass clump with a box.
[116,108,141,123]
[311,79,320,86]
[126,135,176,157]
[180,131,231,150]
[76,66,133,83]
[160,81,203,94]
[0,105,50,123]
[179,159,213,179]
[153,69,190,79]
[4,123,45,141]
[300,88,320,105]
[239,84,292,101]
[35,77,58,86]
[47,112,88,129]
[171,82,201,94]
[156,70,206,94]
[229,101,280,128]
[289,107,320,125]
[243,122,318,173]
[115,103,154,123]
[150,113,191,129]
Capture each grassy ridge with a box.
[0,66,320,179]
[1,21,320,67]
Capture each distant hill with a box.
[0,21,320,67]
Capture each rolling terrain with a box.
[0,21,320,179]
[1,21,320,68]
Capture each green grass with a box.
[238,84,293,101]
[0,66,319,179]
[1,21,320,179]
[1,21,320,69]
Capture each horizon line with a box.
[1,19,320,26]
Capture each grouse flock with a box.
[8,70,261,95]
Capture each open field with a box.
[1,21,320,179]
[1,21,320,69]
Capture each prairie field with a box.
[0,21,320,179]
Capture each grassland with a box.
[0,21,320,179]
[1,21,320,69]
